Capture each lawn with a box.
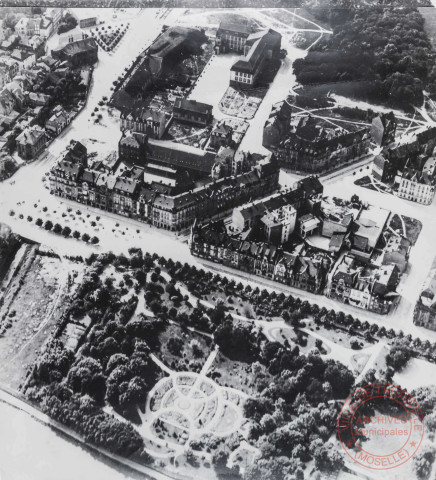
[0,249,82,389]
[155,323,214,373]
[419,6,436,50]
[389,213,422,245]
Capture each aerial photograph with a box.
[1,0,436,479]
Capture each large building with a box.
[118,131,218,176]
[120,108,166,139]
[148,26,207,78]
[52,38,98,67]
[230,29,281,88]
[264,109,370,173]
[173,99,212,127]
[215,21,251,54]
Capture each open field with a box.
[419,6,436,49]
[0,249,79,389]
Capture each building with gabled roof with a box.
[16,126,46,160]
[215,20,251,53]
[120,107,166,139]
[173,98,212,127]
[52,37,98,67]
[230,28,281,88]
[264,110,370,173]
[371,112,397,147]
[397,155,436,205]
[329,254,400,314]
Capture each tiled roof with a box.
[217,21,250,36]
[173,98,212,116]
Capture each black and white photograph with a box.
[0,1,435,479]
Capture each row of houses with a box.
[14,8,63,39]
[372,126,436,205]
[49,142,280,231]
[190,220,331,293]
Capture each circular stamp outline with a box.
[337,383,424,470]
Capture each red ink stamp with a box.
[337,383,424,470]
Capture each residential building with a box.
[45,8,63,30]
[261,203,297,244]
[371,112,397,147]
[27,92,51,107]
[397,156,436,205]
[0,57,19,79]
[230,29,281,88]
[298,213,321,239]
[11,48,36,70]
[231,175,322,232]
[120,107,166,139]
[45,105,72,135]
[215,21,251,54]
[329,255,400,314]
[263,96,293,147]
[190,220,331,293]
[211,146,234,180]
[173,98,212,127]
[414,259,436,331]
[210,121,233,149]
[0,67,10,89]
[49,146,280,231]
[118,131,148,164]
[372,154,396,183]
[16,126,46,160]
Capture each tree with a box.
[323,361,354,398]
[35,218,43,226]
[413,443,435,480]
[44,220,53,231]
[82,233,90,242]
[73,230,80,239]
[53,223,62,234]
[167,337,183,356]
[62,226,72,237]
[91,236,99,244]
[386,341,413,371]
